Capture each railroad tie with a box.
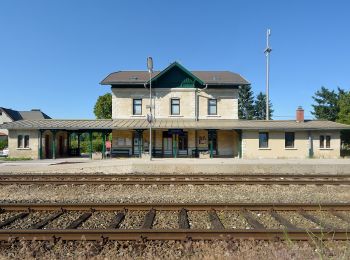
[30,211,64,229]
[178,208,190,229]
[141,209,156,229]
[108,212,125,229]
[298,209,334,230]
[268,209,300,230]
[240,209,265,229]
[0,212,29,229]
[208,211,224,230]
[66,212,92,229]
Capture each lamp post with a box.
[264,29,272,120]
[147,57,153,160]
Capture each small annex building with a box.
[1,62,349,159]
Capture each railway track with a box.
[1,174,350,185]
[0,203,350,241]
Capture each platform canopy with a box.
[1,119,350,131]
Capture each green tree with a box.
[0,139,8,150]
[337,92,350,125]
[238,85,255,119]
[254,92,273,120]
[311,86,344,121]
[94,93,112,119]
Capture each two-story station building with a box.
[1,62,349,159]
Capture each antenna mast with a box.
[264,29,272,120]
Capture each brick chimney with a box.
[296,106,304,122]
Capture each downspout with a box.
[196,84,208,121]
[308,131,314,158]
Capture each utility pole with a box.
[147,57,153,161]
[264,29,272,120]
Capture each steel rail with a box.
[0,229,348,241]
[1,203,350,211]
[0,174,350,185]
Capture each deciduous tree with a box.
[337,92,350,125]
[94,93,112,119]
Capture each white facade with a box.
[111,88,239,120]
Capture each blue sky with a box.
[0,0,349,119]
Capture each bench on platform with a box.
[111,148,130,157]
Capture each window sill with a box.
[169,115,183,117]
[285,148,297,150]
[258,148,271,150]
[16,148,31,150]
[130,115,145,117]
[319,148,333,150]
[206,115,221,117]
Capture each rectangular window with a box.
[259,132,269,148]
[320,135,325,148]
[171,98,180,115]
[208,99,217,115]
[24,135,30,148]
[133,99,142,115]
[285,132,295,148]
[326,135,331,148]
[17,135,23,148]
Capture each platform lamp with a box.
[147,57,153,160]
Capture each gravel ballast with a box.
[153,211,178,229]
[119,211,147,229]
[187,211,210,229]
[44,211,84,229]
[0,184,349,204]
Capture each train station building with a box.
[1,62,349,159]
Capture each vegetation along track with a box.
[0,203,350,241]
[1,174,350,185]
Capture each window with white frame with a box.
[208,99,217,115]
[17,135,29,148]
[133,99,142,115]
[320,135,331,148]
[171,98,180,115]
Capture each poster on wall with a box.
[117,137,125,146]
[125,138,131,146]
[199,136,207,145]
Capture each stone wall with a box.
[8,130,39,159]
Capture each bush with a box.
[69,137,104,153]
[0,139,8,150]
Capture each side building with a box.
[1,62,349,159]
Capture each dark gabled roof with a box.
[19,110,51,120]
[100,62,249,86]
[0,107,22,121]
[147,62,205,85]
[0,107,51,121]
[1,119,349,131]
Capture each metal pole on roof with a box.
[264,29,272,120]
[147,57,153,161]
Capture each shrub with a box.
[0,139,8,150]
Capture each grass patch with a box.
[1,157,32,161]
